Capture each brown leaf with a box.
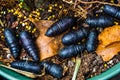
[98,25,120,47]
[96,25,120,61]
[30,18,63,60]
[29,18,53,29]
[96,42,120,61]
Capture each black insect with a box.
[11,60,43,74]
[4,28,21,59]
[45,16,77,37]
[86,29,98,52]
[62,28,89,45]
[58,44,85,59]
[85,15,114,28]
[41,61,63,78]
[19,31,39,62]
[103,4,120,20]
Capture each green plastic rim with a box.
[0,64,32,80]
[88,62,120,80]
[0,62,120,80]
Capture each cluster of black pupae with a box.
[4,29,63,78]
[46,4,120,59]
[4,4,120,79]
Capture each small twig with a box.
[0,59,13,63]
[74,5,87,18]
[74,0,78,9]
[79,1,120,7]
[72,57,81,80]
[0,19,4,27]
[62,0,74,4]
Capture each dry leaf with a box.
[96,25,120,61]
[98,25,120,47]
[30,18,63,60]
[96,42,120,61]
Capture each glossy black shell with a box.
[41,61,63,78]
[19,31,39,62]
[45,16,76,37]
[103,4,120,20]
[86,30,98,52]
[62,28,89,45]
[58,44,85,59]
[85,15,114,28]
[11,60,42,74]
[4,28,21,59]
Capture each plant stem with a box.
[72,57,81,80]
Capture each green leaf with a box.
[20,0,24,2]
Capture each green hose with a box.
[88,62,120,80]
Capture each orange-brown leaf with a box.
[30,18,63,60]
[98,25,120,47]
[96,42,120,61]
[96,25,120,61]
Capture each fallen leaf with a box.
[96,42,120,61]
[98,25,120,47]
[29,18,53,29]
[30,18,63,60]
[96,25,120,61]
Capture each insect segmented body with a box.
[19,31,39,62]
[45,16,77,37]
[11,60,43,74]
[103,4,120,20]
[86,29,98,52]
[4,28,21,59]
[85,15,114,28]
[58,44,85,59]
[62,28,89,45]
[41,61,63,78]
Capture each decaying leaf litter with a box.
[1,0,120,80]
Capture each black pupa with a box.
[41,61,63,78]
[86,29,98,52]
[85,15,114,28]
[4,28,21,59]
[11,60,43,74]
[45,16,77,37]
[62,28,89,45]
[19,31,39,62]
[103,4,120,20]
[58,44,85,59]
